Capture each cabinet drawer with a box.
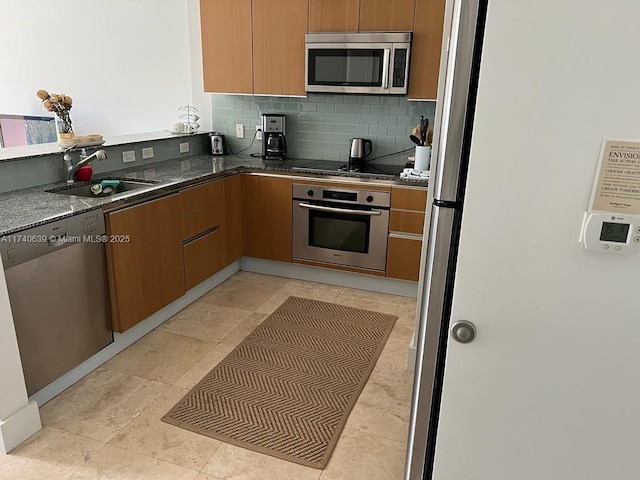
[391,187,428,211]
[180,181,221,240]
[389,210,425,235]
[182,209,218,241]
[386,235,422,282]
[184,230,221,290]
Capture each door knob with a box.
[450,320,477,344]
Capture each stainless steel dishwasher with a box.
[0,210,113,396]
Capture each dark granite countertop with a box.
[0,154,428,236]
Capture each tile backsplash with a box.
[211,94,435,165]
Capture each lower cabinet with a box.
[220,174,244,267]
[386,235,423,282]
[105,194,185,333]
[243,174,292,262]
[184,229,222,290]
[386,186,428,282]
[104,174,424,333]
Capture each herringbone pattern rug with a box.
[162,296,397,469]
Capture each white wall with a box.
[0,0,201,136]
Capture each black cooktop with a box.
[291,159,405,179]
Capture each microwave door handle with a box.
[382,48,391,89]
[298,202,382,216]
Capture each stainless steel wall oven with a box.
[292,183,390,272]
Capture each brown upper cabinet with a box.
[200,0,445,99]
[253,0,308,96]
[408,0,446,100]
[359,0,416,32]
[308,0,360,32]
[200,0,307,96]
[200,0,253,94]
[309,0,416,33]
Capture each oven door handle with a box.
[297,202,383,216]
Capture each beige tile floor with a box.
[0,272,417,480]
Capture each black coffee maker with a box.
[261,113,287,160]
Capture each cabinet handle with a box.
[298,202,382,216]
[388,232,423,240]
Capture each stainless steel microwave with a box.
[305,32,412,95]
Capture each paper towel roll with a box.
[415,146,431,171]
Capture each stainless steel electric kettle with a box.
[349,138,373,164]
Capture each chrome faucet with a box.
[63,146,107,183]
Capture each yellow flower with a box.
[36,89,49,100]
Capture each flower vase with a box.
[55,113,75,148]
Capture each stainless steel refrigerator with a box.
[406,0,489,477]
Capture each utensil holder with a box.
[415,145,431,171]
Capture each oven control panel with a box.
[293,184,390,208]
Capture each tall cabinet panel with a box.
[408,0,446,100]
[358,0,415,32]
[308,0,360,32]
[253,0,308,96]
[220,174,244,267]
[200,0,253,93]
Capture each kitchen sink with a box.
[47,179,159,198]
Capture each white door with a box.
[430,1,640,479]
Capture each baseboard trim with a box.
[240,257,419,298]
[0,401,41,453]
[29,261,240,407]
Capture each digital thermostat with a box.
[580,212,640,253]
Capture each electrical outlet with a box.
[235,124,245,139]
[122,150,136,163]
[142,147,154,159]
[179,142,190,153]
[255,126,263,141]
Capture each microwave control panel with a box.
[580,212,640,254]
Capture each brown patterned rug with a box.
[162,296,397,469]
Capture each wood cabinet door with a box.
[408,0,446,100]
[106,195,185,333]
[184,230,222,290]
[253,0,308,96]
[359,0,415,32]
[308,0,360,32]
[386,235,422,281]
[243,174,292,262]
[220,174,244,267]
[200,0,253,93]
